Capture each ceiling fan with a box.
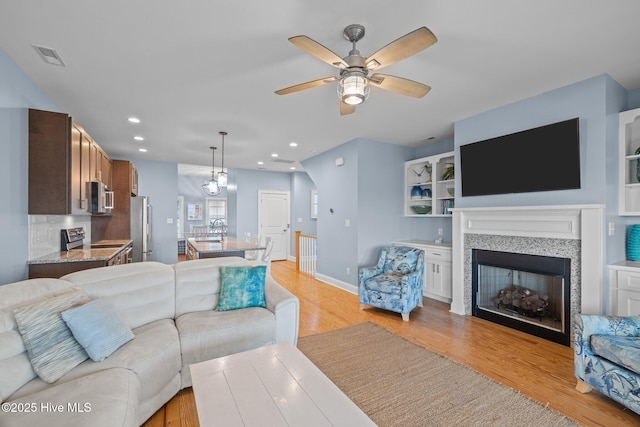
[275,24,437,115]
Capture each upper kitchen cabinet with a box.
[29,108,111,216]
[113,160,138,196]
[29,109,86,215]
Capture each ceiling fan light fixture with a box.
[338,72,369,105]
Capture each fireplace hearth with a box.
[472,249,571,346]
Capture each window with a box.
[206,198,227,227]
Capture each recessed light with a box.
[290,167,296,170]
[257,161,264,165]
[134,136,144,141]
[289,142,298,147]
[271,153,278,157]
[138,148,147,153]
[128,117,140,124]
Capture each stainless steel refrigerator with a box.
[131,196,152,262]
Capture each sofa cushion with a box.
[62,262,176,330]
[217,265,267,311]
[62,299,135,362]
[13,288,91,383]
[177,307,276,387]
[174,257,251,317]
[0,278,74,402]
[3,367,139,427]
[9,318,181,405]
[591,335,640,373]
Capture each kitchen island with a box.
[186,236,266,260]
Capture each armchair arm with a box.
[573,314,640,380]
[359,266,382,282]
[265,277,300,345]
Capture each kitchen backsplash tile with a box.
[29,215,92,260]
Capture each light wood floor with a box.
[143,259,640,427]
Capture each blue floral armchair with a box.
[574,314,640,415]
[359,246,424,321]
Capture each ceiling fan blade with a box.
[369,74,431,98]
[340,102,356,116]
[289,36,348,68]
[275,76,338,95]
[364,27,437,71]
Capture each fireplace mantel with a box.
[451,204,605,316]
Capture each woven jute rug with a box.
[297,322,581,427]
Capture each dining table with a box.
[185,236,266,260]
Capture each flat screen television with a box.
[460,118,580,197]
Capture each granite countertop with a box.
[187,237,266,254]
[28,240,133,265]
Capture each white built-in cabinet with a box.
[395,240,452,303]
[609,262,640,316]
[619,108,640,215]
[405,151,455,217]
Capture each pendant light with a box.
[217,131,228,188]
[202,146,221,196]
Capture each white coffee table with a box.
[190,342,376,426]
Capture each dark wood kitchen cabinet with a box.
[29,109,111,215]
[29,109,87,215]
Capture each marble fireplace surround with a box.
[451,205,605,320]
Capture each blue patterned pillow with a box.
[13,288,91,383]
[217,265,267,311]
[62,299,135,362]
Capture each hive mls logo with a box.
[68,402,92,412]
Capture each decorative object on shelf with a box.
[441,163,455,181]
[627,224,640,261]
[410,205,431,214]
[202,147,221,196]
[447,188,455,197]
[411,165,431,183]
[635,146,640,182]
[217,131,228,188]
[422,188,432,198]
[411,186,423,200]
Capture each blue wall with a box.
[133,159,179,265]
[0,49,60,284]
[290,172,317,256]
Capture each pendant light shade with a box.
[337,70,369,105]
[202,146,221,196]
[216,131,228,188]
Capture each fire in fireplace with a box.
[472,249,571,346]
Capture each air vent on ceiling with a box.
[272,158,295,164]
[32,44,65,67]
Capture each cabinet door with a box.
[617,290,640,316]
[424,259,452,300]
[130,163,138,196]
[70,124,83,215]
[79,128,91,212]
[102,151,112,187]
[28,109,72,214]
[90,140,100,182]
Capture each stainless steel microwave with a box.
[90,181,114,214]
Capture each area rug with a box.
[297,322,581,427]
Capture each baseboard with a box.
[288,255,296,262]
[315,273,358,295]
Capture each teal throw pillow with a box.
[217,265,267,311]
[62,299,135,362]
[13,288,91,383]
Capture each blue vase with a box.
[627,225,640,261]
[411,186,422,199]
[422,188,432,198]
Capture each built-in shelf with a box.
[405,151,454,217]
[619,108,640,215]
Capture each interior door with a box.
[259,191,290,261]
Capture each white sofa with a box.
[0,257,299,427]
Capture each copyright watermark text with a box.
[1,402,91,413]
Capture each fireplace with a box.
[472,249,571,346]
[451,205,605,348]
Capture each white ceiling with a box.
[2,1,640,175]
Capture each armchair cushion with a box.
[590,335,640,373]
[363,273,404,295]
[382,246,421,274]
